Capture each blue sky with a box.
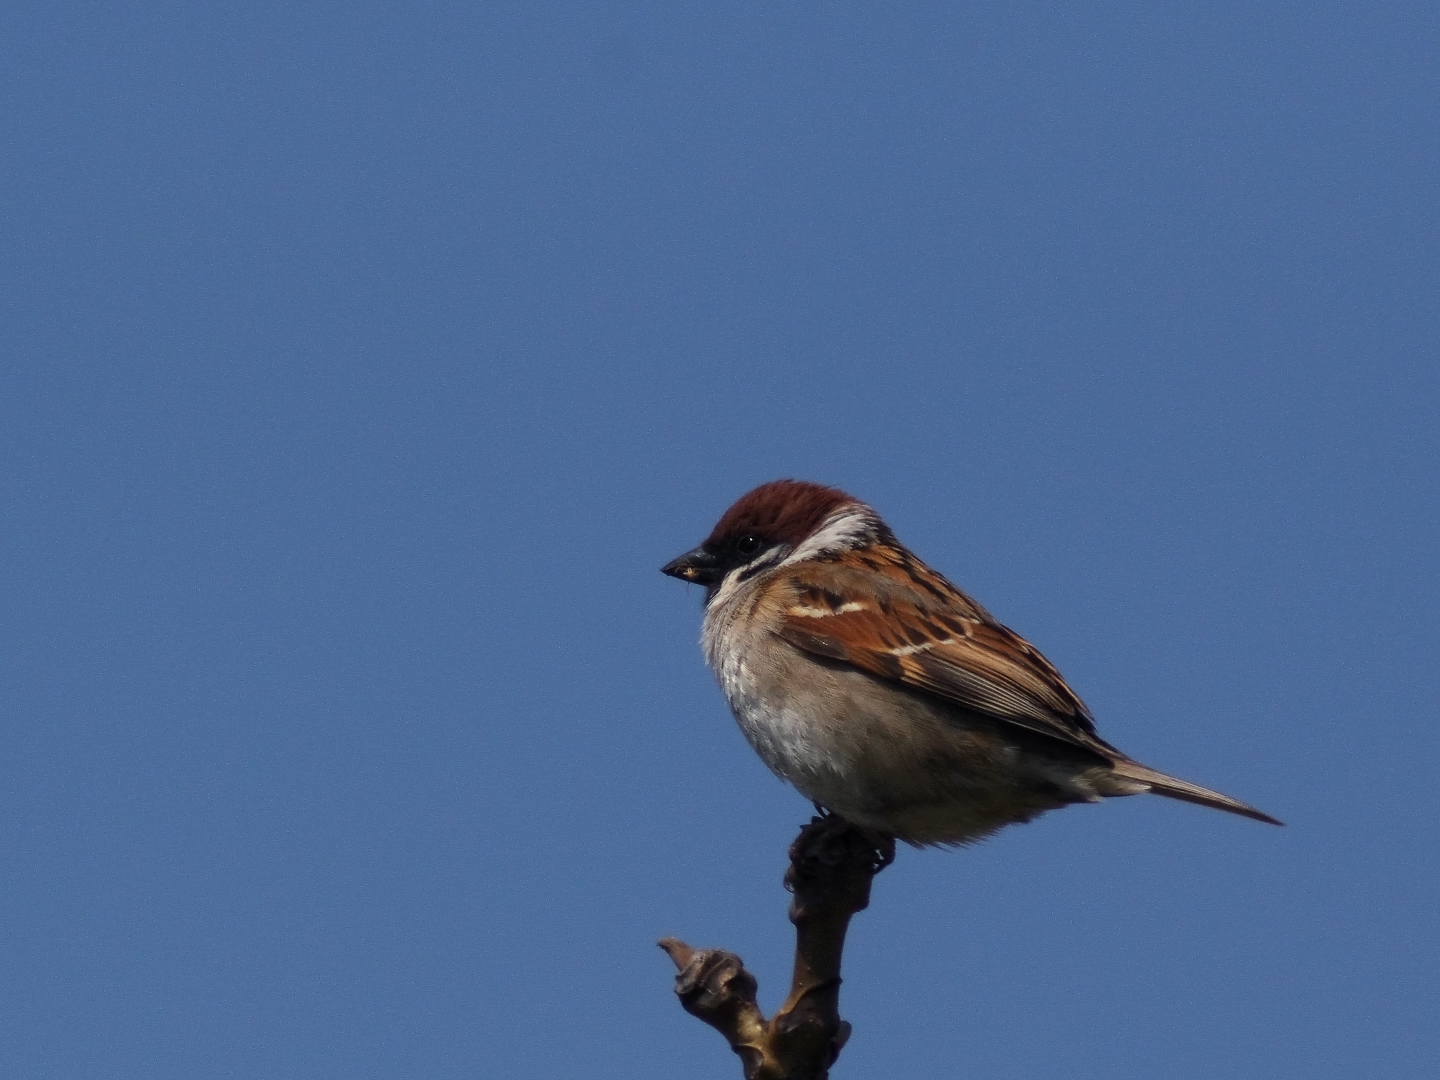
[5,4,1437,1078]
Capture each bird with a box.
[661,479,1280,846]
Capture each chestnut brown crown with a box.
[704,479,859,548]
[661,480,865,587]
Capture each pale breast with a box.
[699,575,1095,844]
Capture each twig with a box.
[659,815,895,1080]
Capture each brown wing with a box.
[772,553,1119,759]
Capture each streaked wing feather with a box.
[773,560,1113,756]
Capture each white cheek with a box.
[782,505,878,564]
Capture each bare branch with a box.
[660,815,894,1079]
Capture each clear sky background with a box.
[5,4,1437,1078]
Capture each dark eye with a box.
[733,535,764,556]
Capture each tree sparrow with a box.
[662,480,1280,845]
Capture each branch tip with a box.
[658,815,892,1078]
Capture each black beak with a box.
[661,545,722,586]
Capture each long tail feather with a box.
[1111,759,1283,826]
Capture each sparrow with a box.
[662,479,1280,845]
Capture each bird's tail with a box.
[1109,759,1283,826]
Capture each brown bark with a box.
[659,815,894,1080]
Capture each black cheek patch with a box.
[733,549,786,584]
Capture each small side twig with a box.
[659,815,895,1080]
